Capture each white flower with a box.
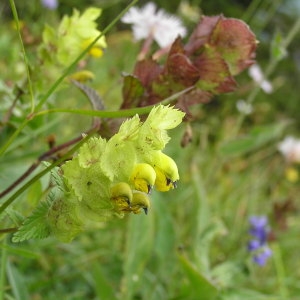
[278,136,300,163]
[236,99,253,115]
[248,64,273,94]
[121,2,187,48]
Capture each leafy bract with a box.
[101,139,138,182]
[138,105,185,150]
[101,116,141,181]
[12,195,53,242]
[145,105,185,130]
[116,115,141,141]
[63,157,111,203]
[47,193,84,242]
[78,136,106,168]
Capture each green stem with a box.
[9,0,35,113]
[232,16,300,137]
[273,243,289,299]
[32,87,194,119]
[34,0,138,112]
[255,0,283,36]
[0,0,138,158]
[0,237,8,300]
[242,0,263,23]
[0,121,29,156]
[191,163,210,238]
[0,129,96,215]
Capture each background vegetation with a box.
[1,0,300,299]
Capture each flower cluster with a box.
[247,215,272,266]
[278,136,300,164]
[47,105,185,242]
[39,7,106,66]
[121,2,187,49]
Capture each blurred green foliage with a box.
[1,0,300,299]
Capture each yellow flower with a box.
[285,167,299,183]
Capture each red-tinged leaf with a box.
[209,17,257,75]
[185,15,221,55]
[166,38,200,86]
[176,88,212,119]
[194,45,237,93]
[133,59,162,87]
[151,76,185,103]
[121,74,145,109]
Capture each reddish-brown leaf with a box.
[133,59,162,87]
[185,15,221,55]
[165,38,200,86]
[121,74,145,109]
[176,88,212,118]
[194,45,237,93]
[209,17,257,75]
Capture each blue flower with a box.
[41,0,58,10]
[249,215,268,244]
[253,247,272,266]
[247,215,272,266]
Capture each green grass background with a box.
[1,0,300,299]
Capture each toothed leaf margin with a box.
[12,193,55,243]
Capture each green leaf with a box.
[6,261,30,300]
[92,264,118,300]
[0,244,39,259]
[12,198,52,243]
[220,288,280,300]
[210,261,246,289]
[153,196,176,261]
[271,30,287,62]
[26,178,43,207]
[220,122,290,157]
[50,165,65,191]
[4,209,24,227]
[122,213,155,300]
[177,253,219,300]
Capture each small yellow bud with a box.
[285,167,299,183]
[89,47,104,58]
[68,70,95,82]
